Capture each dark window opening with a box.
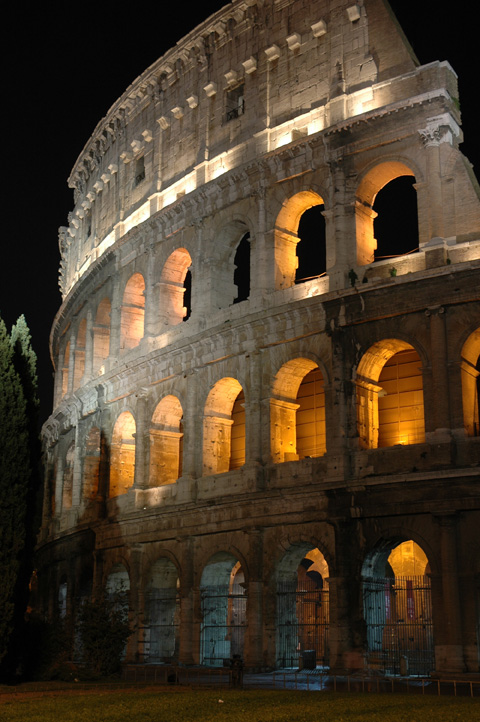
[295,205,326,284]
[135,156,145,186]
[373,176,418,261]
[233,233,250,304]
[226,84,245,122]
[183,270,192,321]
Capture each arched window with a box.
[271,358,326,463]
[460,327,480,436]
[93,297,111,372]
[356,340,425,449]
[356,162,417,266]
[110,412,136,497]
[274,191,325,289]
[62,443,75,510]
[276,545,329,668]
[233,232,250,303]
[373,177,418,262]
[159,249,192,326]
[149,396,184,486]
[295,206,326,284]
[120,274,145,351]
[73,318,87,390]
[362,540,433,676]
[203,378,245,475]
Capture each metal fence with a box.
[200,582,246,666]
[276,579,329,668]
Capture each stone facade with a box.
[38,0,480,676]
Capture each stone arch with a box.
[73,318,87,390]
[271,358,326,463]
[460,327,480,436]
[202,378,245,475]
[159,248,192,326]
[356,160,417,266]
[109,411,136,497]
[143,557,180,663]
[209,220,251,308]
[362,537,433,676]
[93,297,111,373]
[274,190,326,289]
[120,273,145,351]
[200,551,246,666]
[149,395,184,486]
[62,442,75,510]
[83,426,101,500]
[356,339,425,449]
[275,543,330,668]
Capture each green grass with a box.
[0,688,479,722]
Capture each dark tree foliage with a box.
[76,594,131,677]
[0,317,30,670]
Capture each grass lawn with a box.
[0,687,479,722]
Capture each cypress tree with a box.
[0,316,30,669]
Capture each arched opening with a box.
[271,358,326,463]
[356,340,425,449]
[120,273,145,351]
[93,297,111,373]
[149,396,184,486]
[373,177,419,262]
[62,443,75,510]
[73,319,87,390]
[110,412,136,497]
[295,205,326,284]
[58,578,68,618]
[159,249,192,326]
[362,540,433,676]
[356,162,417,266]
[276,545,329,669]
[461,327,480,436]
[200,553,246,666]
[233,232,250,303]
[143,559,180,663]
[83,427,101,500]
[203,378,245,475]
[274,191,326,289]
[61,341,70,397]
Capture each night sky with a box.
[2,1,478,424]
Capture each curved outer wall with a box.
[39,0,480,675]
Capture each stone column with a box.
[327,329,352,479]
[426,306,451,437]
[67,332,76,395]
[84,308,94,380]
[134,391,149,489]
[244,528,264,669]
[71,421,83,508]
[247,350,264,468]
[54,451,65,516]
[434,513,465,674]
[325,158,357,290]
[109,277,123,360]
[179,536,195,665]
[128,544,145,662]
[144,242,157,337]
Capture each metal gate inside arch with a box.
[363,575,434,676]
[200,580,247,666]
[276,578,329,668]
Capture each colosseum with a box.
[38,0,480,677]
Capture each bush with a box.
[76,594,131,677]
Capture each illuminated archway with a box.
[356,340,425,449]
[73,318,86,390]
[149,395,184,486]
[276,545,329,668]
[143,558,180,663]
[356,161,416,266]
[202,378,245,475]
[93,297,111,373]
[110,412,136,497]
[362,540,433,676]
[461,327,480,436]
[274,191,325,289]
[120,273,145,351]
[159,249,192,326]
[271,358,326,463]
[200,552,246,666]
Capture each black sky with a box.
[2,1,478,423]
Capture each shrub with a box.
[76,594,131,677]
